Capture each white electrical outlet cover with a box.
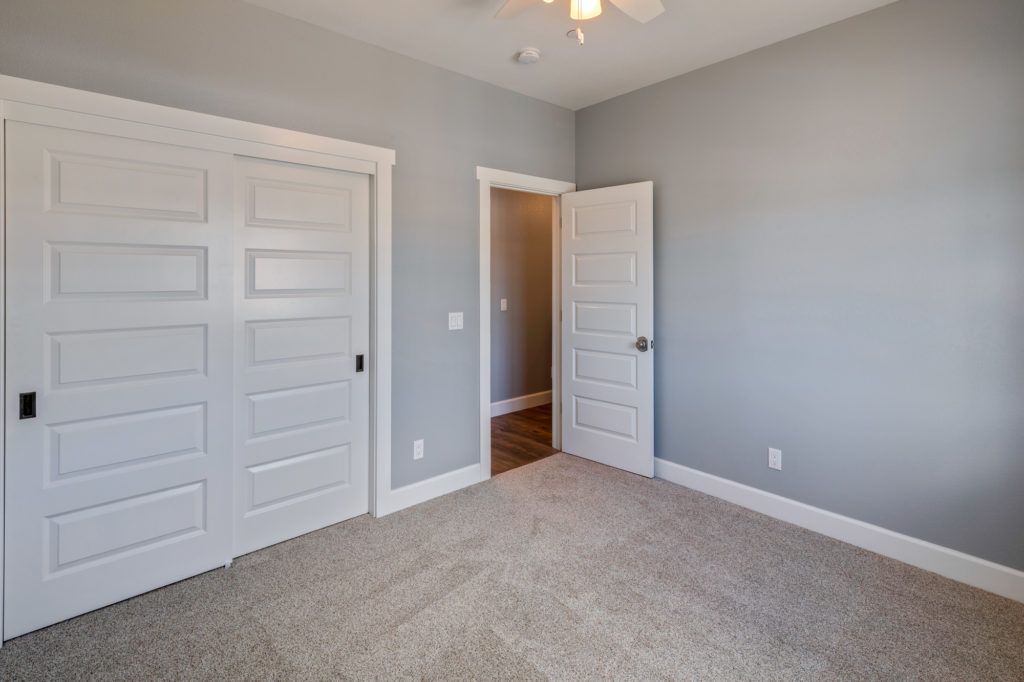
[768,448,782,471]
[413,439,424,460]
[500,298,508,311]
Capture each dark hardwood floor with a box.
[491,403,558,476]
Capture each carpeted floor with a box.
[1,453,1022,680]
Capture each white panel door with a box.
[560,182,654,476]
[4,122,234,637]
[233,157,369,556]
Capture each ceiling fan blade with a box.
[608,0,665,23]
[495,0,543,19]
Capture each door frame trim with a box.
[0,74,396,643]
[476,167,575,481]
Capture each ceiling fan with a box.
[496,0,665,24]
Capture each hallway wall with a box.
[490,189,554,405]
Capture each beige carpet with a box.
[1,453,1021,680]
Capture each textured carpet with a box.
[1,453,1021,680]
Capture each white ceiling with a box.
[243,0,898,110]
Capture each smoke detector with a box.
[516,47,542,64]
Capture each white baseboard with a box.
[654,458,1024,603]
[377,463,482,517]
[491,390,552,417]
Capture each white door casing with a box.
[3,122,236,638]
[476,167,576,481]
[560,182,654,477]
[233,157,370,556]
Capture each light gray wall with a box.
[0,0,574,488]
[576,0,1024,570]
[490,189,554,404]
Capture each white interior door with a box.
[233,157,370,556]
[3,122,235,637]
[560,182,654,477]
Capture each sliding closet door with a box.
[233,157,370,556]
[3,122,235,638]
[3,118,374,638]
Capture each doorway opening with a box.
[477,167,576,480]
[489,188,558,476]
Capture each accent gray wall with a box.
[576,0,1024,570]
[490,189,554,404]
[0,0,574,489]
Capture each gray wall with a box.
[576,0,1024,570]
[490,189,554,403]
[0,0,574,488]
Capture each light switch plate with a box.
[448,312,464,330]
[500,298,508,312]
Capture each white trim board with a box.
[491,391,553,418]
[0,75,394,167]
[377,463,482,517]
[654,458,1024,604]
[0,99,7,641]
[477,166,575,483]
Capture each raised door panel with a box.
[573,349,638,389]
[571,201,636,238]
[48,325,207,389]
[573,302,638,339]
[47,243,207,301]
[246,250,351,297]
[47,151,208,221]
[247,381,351,438]
[48,403,206,481]
[573,396,638,442]
[572,252,637,287]
[247,317,351,366]
[48,482,207,572]
[248,445,352,509]
[247,177,352,231]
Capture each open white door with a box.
[560,182,653,477]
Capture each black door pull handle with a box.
[355,354,365,372]
[20,392,37,419]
